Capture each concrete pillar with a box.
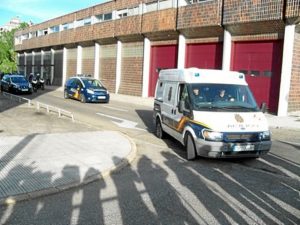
[94,42,100,79]
[142,37,151,97]
[41,50,44,78]
[116,40,122,94]
[24,52,27,76]
[278,24,296,116]
[62,47,67,88]
[222,29,232,71]
[51,48,55,85]
[177,34,186,69]
[77,45,82,74]
[32,51,35,74]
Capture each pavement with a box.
[0,90,300,206]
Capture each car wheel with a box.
[186,133,197,160]
[64,90,69,99]
[80,94,86,103]
[156,119,165,139]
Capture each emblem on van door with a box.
[235,114,244,123]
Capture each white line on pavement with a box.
[102,105,128,112]
[96,112,146,131]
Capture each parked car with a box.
[0,74,32,94]
[64,75,110,103]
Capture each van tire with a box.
[156,120,165,139]
[186,133,196,160]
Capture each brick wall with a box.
[177,0,222,29]
[285,0,300,23]
[115,15,142,37]
[99,44,117,92]
[223,0,284,24]
[142,8,177,34]
[82,46,95,76]
[119,42,144,96]
[288,25,300,112]
[66,48,77,78]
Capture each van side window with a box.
[168,87,172,101]
[179,84,190,110]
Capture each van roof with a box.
[158,68,247,85]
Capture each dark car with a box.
[0,74,32,94]
[64,75,110,103]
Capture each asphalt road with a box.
[0,89,299,225]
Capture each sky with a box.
[0,0,108,26]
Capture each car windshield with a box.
[188,83,259,112]
[11,76,27,83]
[82,79,104,88]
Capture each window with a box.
[95,14,104,23]
[250,70,260,77]
[190,0,210,4]
[76,19,84,27]
[104,13,112,21]
[62,22,73,30]
[128,7,139,16]
[84,17,91,25]
[50,25,59,33]
[117,9,128,19]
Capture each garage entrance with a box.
[185,43,223,69]
[149,45,178,97]
[231,41,283,113]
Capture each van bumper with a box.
[194,139,272,158]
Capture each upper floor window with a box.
[84,17,91,25]
[62,22,73,30]
[50,25,59,33]
[95,12,112,23]
[189,0,209,3]
[76,19,84,27]
[116,9,128,19]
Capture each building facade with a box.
[14,0,300,115]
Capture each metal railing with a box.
[1,92,74,122]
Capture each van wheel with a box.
[156,120,165,139]
[186,133,196,160]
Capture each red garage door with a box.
[149,45,178,97]
[185,43,223,69]
[232,41,283,113]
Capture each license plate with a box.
[98,96,106,99]
[21,89,28,91]
[233,144,255,151]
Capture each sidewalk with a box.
[0,94,136,205]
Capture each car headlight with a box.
[29,83,32,88]
[202,129,223,141]
[12,83,20,88]
[106,90,109,94]
[87,89,94,94]
[259,131,271,141]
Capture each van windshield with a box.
[188,83,259,112]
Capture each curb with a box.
[0,132,137,207]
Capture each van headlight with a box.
[259,131,271,141]
[202,129,223,141]
[87,89,94,94]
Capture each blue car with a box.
[0,74,32,94]
[64,75,110,103]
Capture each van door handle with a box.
[173,109,176,115]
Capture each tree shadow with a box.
[162,150,300,224]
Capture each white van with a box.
[153,68,271,160]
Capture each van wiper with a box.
[217,105,257,111]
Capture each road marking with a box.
[102,105,128,112]
[96,113,146,131]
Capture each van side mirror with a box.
[260,102,267,113]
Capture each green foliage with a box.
[0,22,29,74]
